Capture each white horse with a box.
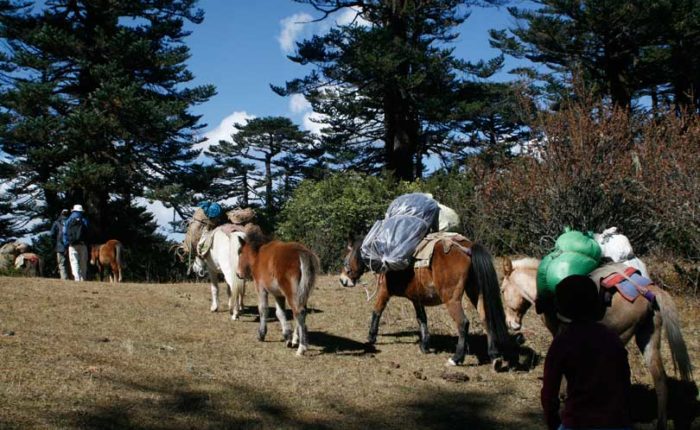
[593,227,649,278]
[192,227,247,320]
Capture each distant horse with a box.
[236,226,319,356]
[14,252,43,277]
[192,226,247,320]
[90,240,124,283]
[340,236,511,367]
[501,257,693,430]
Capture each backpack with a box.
[66,216,86,245]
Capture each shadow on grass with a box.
[52,375,544,430]
[382,330,539,369]
[629,380,699,430]
[308,330,374,356]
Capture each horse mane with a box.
[244,224,270,253]
[512,257,540,271]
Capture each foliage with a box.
[462,96,699,263]
[0,0,214,244]
[490,0,700,111]
[275,0,515,181]
[206,116,320,226]
[277,172,418,271]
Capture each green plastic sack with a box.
[554,228,601,260]
[536,228,602,299]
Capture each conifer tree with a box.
[206,116,315,223]
[0,0,214,241]
[274,0,505,181]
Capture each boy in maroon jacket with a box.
[541,275,632,430]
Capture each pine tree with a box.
[0,0,215,242]
[274,0,504,181]
[205,116,315,223]
[490,0,700,111]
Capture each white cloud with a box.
[302,111,328,136]
[335,6,369,27]
[289,94,312,114]
[278,13,314,54]
[197,111,255,156]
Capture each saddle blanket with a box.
[589,263,654,303]
[413,232,468,269]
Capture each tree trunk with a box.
[264,153,272,214]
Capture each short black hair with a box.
[555,275,603,322]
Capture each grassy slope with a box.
[0,274,698,429]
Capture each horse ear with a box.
[502,257,513,277]
[346,233,354,250]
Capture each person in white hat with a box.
[49,209,70,280]
[62,204,90,281]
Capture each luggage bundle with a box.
[360,193,460,273]
[536,228,602,301]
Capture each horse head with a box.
[236,224,266,281]
[339,237,365,287]
[500,257,538,331]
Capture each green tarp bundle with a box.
[536,228,602,299]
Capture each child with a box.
[541,275,632,430]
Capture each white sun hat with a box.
[72,204,84,212]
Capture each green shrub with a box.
[277,172,418,272]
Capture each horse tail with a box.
[296,249,319,310]
[655,289,693,381]
[116,242,125,269]
[469,243,510,351]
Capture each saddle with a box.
[413,232,469,269]
[589,263,655,303]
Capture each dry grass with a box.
[0,273,698,430]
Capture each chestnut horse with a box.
[236,226,319,356]
[90,239,124,283]
[340,237,511,367]
[501,257,694,430]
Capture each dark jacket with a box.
[62,211,89,247]
[541,321,631,430]
[50,215,67,253]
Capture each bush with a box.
[462,98,699,284]
[277,172,418,272]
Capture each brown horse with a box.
[90,239,124,283]
[236,226,319,356]
[501,257,694,430]
[340,236,511,367]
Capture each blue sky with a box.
[184,1,529,149]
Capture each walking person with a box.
[62,204,89,281]
[541,275,632,430]
[50,209,70,280]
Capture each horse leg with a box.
[412,301,430,353]
[636,310,668,430]
[294,308,309,356]
[209,270,220,312]
[256,287,269,342]
[445,299,469,366]
[274,295,293,347]
[110,261,119,283]
[367,279,390,345]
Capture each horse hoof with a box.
[446,358,458,366]
[257,331,266,342]
[296,346,307,356]
[492,358,506,372]
[210,307,218,313]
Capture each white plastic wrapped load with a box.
[361,193,440,272]
[437,203,460,232]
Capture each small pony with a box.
[500,256,694,430]
[236,225,319,356]
[90,239,124,282]
[14,252,43,277]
